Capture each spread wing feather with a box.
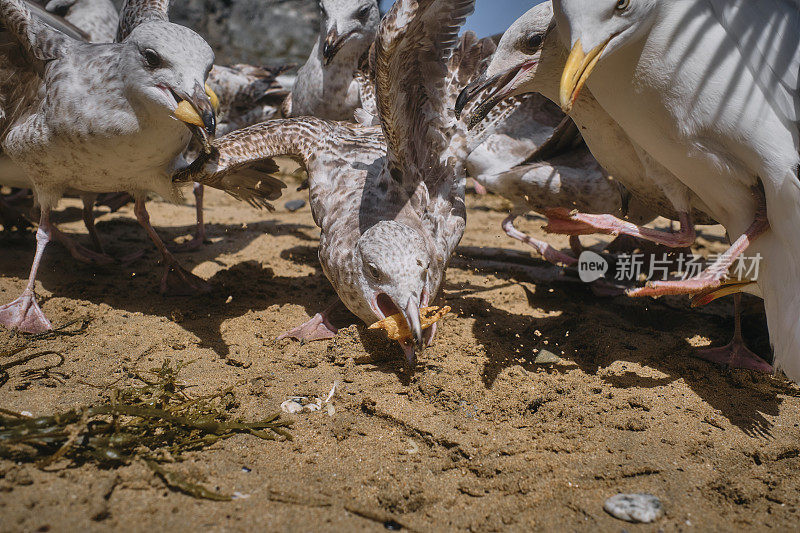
[173,118,336,209]
[0,0,74,67]
[372,0,475,184]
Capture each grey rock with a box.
[533,349,560,364]
[604,493,663,523]
[114,0,320,64]
[285,199,306,212]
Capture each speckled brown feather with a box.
[0,0,72,69]
[371,0,475,182]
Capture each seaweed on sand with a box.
[0,359,292,500]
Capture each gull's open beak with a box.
[455,59,539,131]
[691,280,758,308]
[322,28,356,66]
[173,82,218,154]
[402,297,424,348]
[559,37,611,113]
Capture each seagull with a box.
[283,0,379,121]
[456,1,716,246]
[469,114,658,266]
[551,0,799,377]
[455,1,773,371]
[0,0,126,261]
[178,0,481,366]
[0,0,222,333]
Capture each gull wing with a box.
[0,0,76,67]
[116,0,168,41]
[371,0,475,189]
[173,118,337,210]
[707,0,800,124]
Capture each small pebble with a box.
[604,493,663,523]
[534,350,560,364]
[285,199,306,212]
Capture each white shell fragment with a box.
[306,398,322,411]
[280,400,304,414]
[604,493,664,523]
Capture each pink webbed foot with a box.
[50,226,115,266]
[277,313,338,342]
[160,262,211,296]
[696,340,773,374]
[0,289,52,333]
[63,242,116,266]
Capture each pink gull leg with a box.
[0,209,54,333]
[628,186,769,298]
[133,197,211,296]
[545,209,696,249]
[172,183,208,253]
[502,214,577,267]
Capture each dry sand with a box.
[1,181,799,532]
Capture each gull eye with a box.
[356,5,371,22]
[616,0,631,10]
[142,48,161,68]
[367,262,381,280]
[524,33,544,52]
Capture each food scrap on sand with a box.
[368,306,452,342]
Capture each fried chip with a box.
[174,100,204,127]
[368,306,451,341]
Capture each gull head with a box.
[121,21,218,152]
[319,0,379,65]
[356,220,434,366]
[455,2,554,130]
[554,0,657,112]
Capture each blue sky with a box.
[378,1,543,38]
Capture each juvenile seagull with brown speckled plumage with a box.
[178,0,490,367]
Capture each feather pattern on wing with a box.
[173,118,338,209]
[0,1,87,142]
[372,0,475,185]
[116,0,168,41]
[0,0,73,68]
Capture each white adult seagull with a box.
[553,0,800,379]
